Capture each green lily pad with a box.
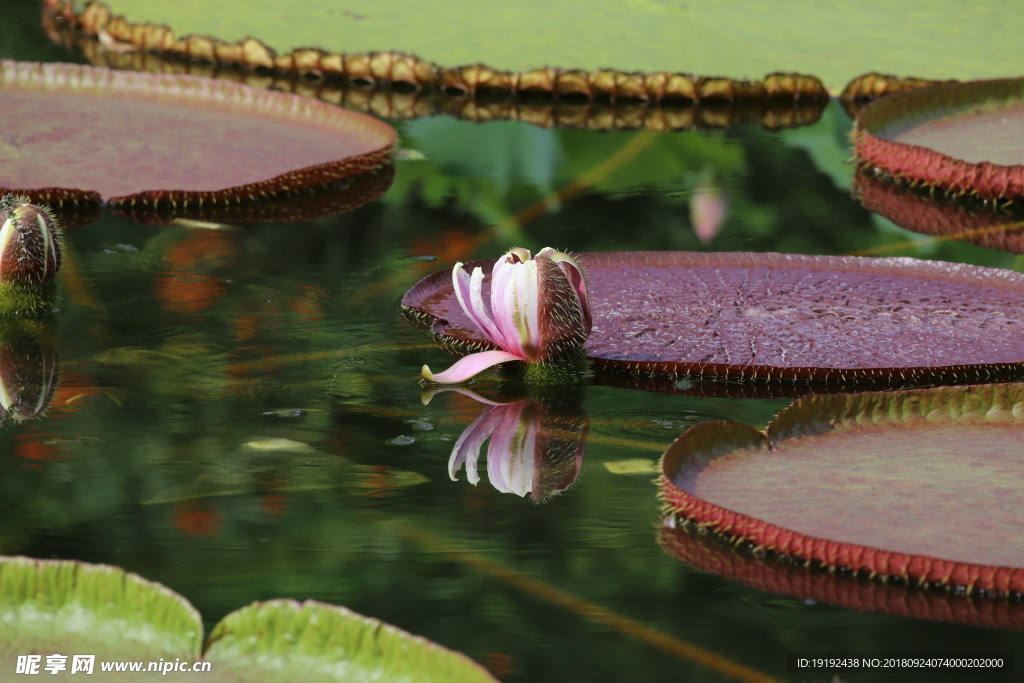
[65,37,831,133]
[205,599,498,683]
[49,0,1024,95]
[1,557,498,681]
[660,382,1024,597]
[0,556,202,660]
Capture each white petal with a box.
[453,263,506,347]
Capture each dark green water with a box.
[2,3,1024,682]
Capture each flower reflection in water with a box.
[428,387,588,502]
[0,320,59,422]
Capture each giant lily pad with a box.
[659,382,1024,596]
[659,525,1024,631]
[403,251,1024,388]
[205,599,497,683]
[115,164,395,226]
[1,555,498,682]
[46,0,1024,97]
[855,171,1024,254]
[854,77,1024,202]
[0,60,395,213]
[58,29,829,133]
[0,556,202,661]
[839,72,948,119]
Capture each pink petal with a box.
[492,259,540,360]
[453,263,506,347]
[487,403,536,497]
[421,349,524,384]
[489,256,525,357]
[420,385,512,407]
[448,404,508,484]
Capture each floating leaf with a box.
[659,524,1024,631]
[403,251,1024,388]
[115,165,395,226]
[659,382,1024,596]
[0,556,202,660]
[205,599,498,683]
[2,557,498,681]
[604,458,658,475]
[0,60,395,213]
[58,29,829,133]
[854,77,1024,202]
[47,0,1024,97]
[839,72,949,118]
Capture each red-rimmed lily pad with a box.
[402,251,1024,388]
[659,382,1024,596]
[0,60,395,214]
[659,525,1024,631]
[854,78,1024,202]
[855,171,1024,254]
[114,164,395,226]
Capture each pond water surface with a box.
[2,3,1023,682]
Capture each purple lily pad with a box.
[0,61,395,214]
[402,251,1024,387]
[660,382,1024,596]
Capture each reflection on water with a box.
[855,170,1024,254]
[660,524,1024,632]
[430,386,586,502]
[0,319,58,422]
[3,3,1024,681]
[46,14,828,135]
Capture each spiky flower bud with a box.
[422,247,591,384]
[0,195,62,315]
[0,197,62,287]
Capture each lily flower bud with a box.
[0,195,63,315]
[0,197,62,287]
[422,247,591,384]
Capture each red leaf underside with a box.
[854,78,1024,201]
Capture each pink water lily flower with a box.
[422,247,591,384]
